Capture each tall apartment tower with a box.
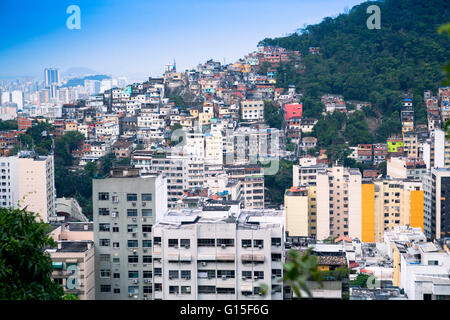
[361,179,424,242]
[93,167,167,300]
[424,168,450,240]
[316,166,362,240]
[44,68,60,88]
[0,152,56,222]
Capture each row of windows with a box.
[98,192,153,202]
[98,208,152,217]
[99,239,152,247]
[157,238,282,248]
[98,224,152,233]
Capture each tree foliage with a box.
[259,0,450,128]
[0,207,65,300]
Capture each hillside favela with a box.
[0,0,450,303]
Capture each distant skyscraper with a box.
[1,91,10,105]
[11,90,24,110]
[44,68,60,88]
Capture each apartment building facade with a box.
[93,167,167,300]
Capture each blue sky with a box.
[0,0,366,82]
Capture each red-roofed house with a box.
[284,103,303,121]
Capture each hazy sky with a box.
[0,0,366,82]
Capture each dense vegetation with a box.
[0,119,18,131]
[260,0,450,125]
[0,207,73,299]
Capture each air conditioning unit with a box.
[128,293,133,297]
[142,202,146,207]
[242,276,247,280]
[271,275,276,279]
[132,202,136,207]
[132,233,137,238]
[186,287,191,293]
[133,249,137,254]
[132,218,137,222]
[258,245,263,249]
[254,276,259,280]
[221,244,226,249]
[132,279,138,284]
[112,212,117,217]
[222,275,227,280]
[143,233,148,237]
[142,218,147,222]
[275,243,281,247]
[243,244,248,248]
[184,244,190,248]
[201,262,207,266]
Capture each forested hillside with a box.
[260,0,450,134]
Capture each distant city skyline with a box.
[0,0,365,83]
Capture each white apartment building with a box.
[93,168,167,300]
[241,100,264,121]
[316,166,362,240]
[0,152,55,222]
[398,242,450,300]
[152,205,284,300]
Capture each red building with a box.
[284,103,303,121]
[17,117,32,131]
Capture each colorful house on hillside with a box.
[284,103,303,121]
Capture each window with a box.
[181,286,191,294]
[154,237,161,245]
[99,208,110,216]
[154,283,162,292]
[169,286,179,294]
[98,192,109,200]
[143,255,152,263]
[113,242,120,249]
[128,240,138,248]
[271,238,281,246]
[253,239,264,248]
[198,286,216,294]
[100,269,111,278]
[198,270,215,279]
[112,227,119,232]
[169,270,179,279]
[127,209,138,217]
[242,271,252,278]
[100,285,111,293]
[217,270,235,278]
[128,271,139,279]
[217,239,234,247]
[271,253,282,262]
[112,257,120,264]
[180,239,190,247]
[99,254,110,262]
[217,288,235,294]
[198,239,215,247]
[154,268,162,276]
[127,224,138,232]
[113,273,120,279]
[99,223,110,232]
[142,209,152,216]
[128,286,139,294]
[143,286,152,294]
[142,240,152,248]
[242,239,252,248]
[142,193,152,202]
[143,271,152,278]
[272,269,282,277]
[168,239,179,247]
[428,260,439,266]
[114,288,120,294]
[181,270,191,279]
[127,194,137,201]
[100,239,110,247]
[128,255,139,263]
[142,225,152,233]
[254,271,264,279]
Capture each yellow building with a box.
[361,179,424,242]
[284,186,309,237]
[199,112,213,125]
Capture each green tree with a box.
[283,249,322,298]
[350,273,371,288]
[0,207,65,300]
